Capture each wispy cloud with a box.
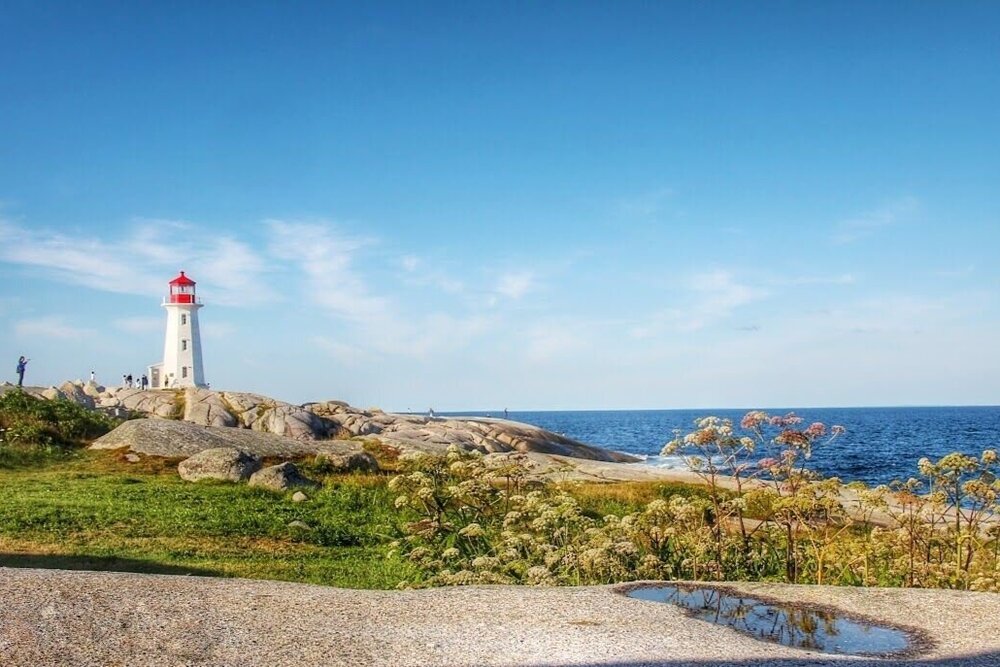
[267,219,387,323]
[832,197,920,244]
[0,217,273,306]
[495,270,535,299]
[685,270,768,330]
[397,253,464,294]
[14,316,94,339]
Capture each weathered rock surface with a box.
[248,462,320,491]
[177,447,261,482]
[13,381,636,463]
[317,451,380,473]
[2,568,999,667]
[91,419,366,459]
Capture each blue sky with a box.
[1,2,998,409]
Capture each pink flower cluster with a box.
[768,412,803,427]
[740,411,768,429]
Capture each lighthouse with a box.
[148,271,206,389]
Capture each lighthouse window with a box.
[181,340,188,351]
[182,367,188,379]
[181,314,187,325]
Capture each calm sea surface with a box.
[440,407,1000,487]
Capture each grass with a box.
[0,434,715,590]
[564,479,718,517]
[0,449,415,588]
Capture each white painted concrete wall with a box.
[161,303,206,388]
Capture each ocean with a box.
[441,406,1000,487]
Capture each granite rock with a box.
[177,447,261,482]
[248,462,320,491]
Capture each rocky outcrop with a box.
[248,462,320,491]
[91,419,366,459]
[177,447,261,482]
[182,388,238,428]
[99,388,179,418]
[21,381,636,463]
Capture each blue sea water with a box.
[441,407,1000,487]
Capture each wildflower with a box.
[525,565,552,584]
[441,547,461,560]
[740,411,768,429]
[459,523,485,538]
[804,422,826,438]
[757,457,779,470]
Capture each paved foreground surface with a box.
[1,568,999,666]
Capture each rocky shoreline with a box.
[4,380,639,465]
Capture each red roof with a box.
[169,271,196,286]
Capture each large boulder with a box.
[91,419,366,459]
[177,447,260,482]
[248,462,319,491]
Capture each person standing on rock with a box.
[15,356,28,387]
[90,370,96,383]
[141,374,148,390]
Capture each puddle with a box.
[626,584,917,657]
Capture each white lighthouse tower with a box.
[148,271,206,389]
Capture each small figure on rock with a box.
[15,356,28,387]
[90,370,96,383]
[141,374,148,390]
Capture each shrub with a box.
[0,390,119,467]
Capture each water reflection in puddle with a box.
[627,584,913,656]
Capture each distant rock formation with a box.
[20,380,638,463]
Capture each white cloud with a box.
[495,271,535,299]
[832,197,920,244]
[400,255,420,272]
[0,217,273,306]
[14,316,94,340]
[267,219,387,324]
[684,270,768,330]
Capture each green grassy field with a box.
[0,449,416,588]
[0,446,711,588]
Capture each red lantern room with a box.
[168,271,197,304]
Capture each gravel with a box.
[1,568,999,666]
